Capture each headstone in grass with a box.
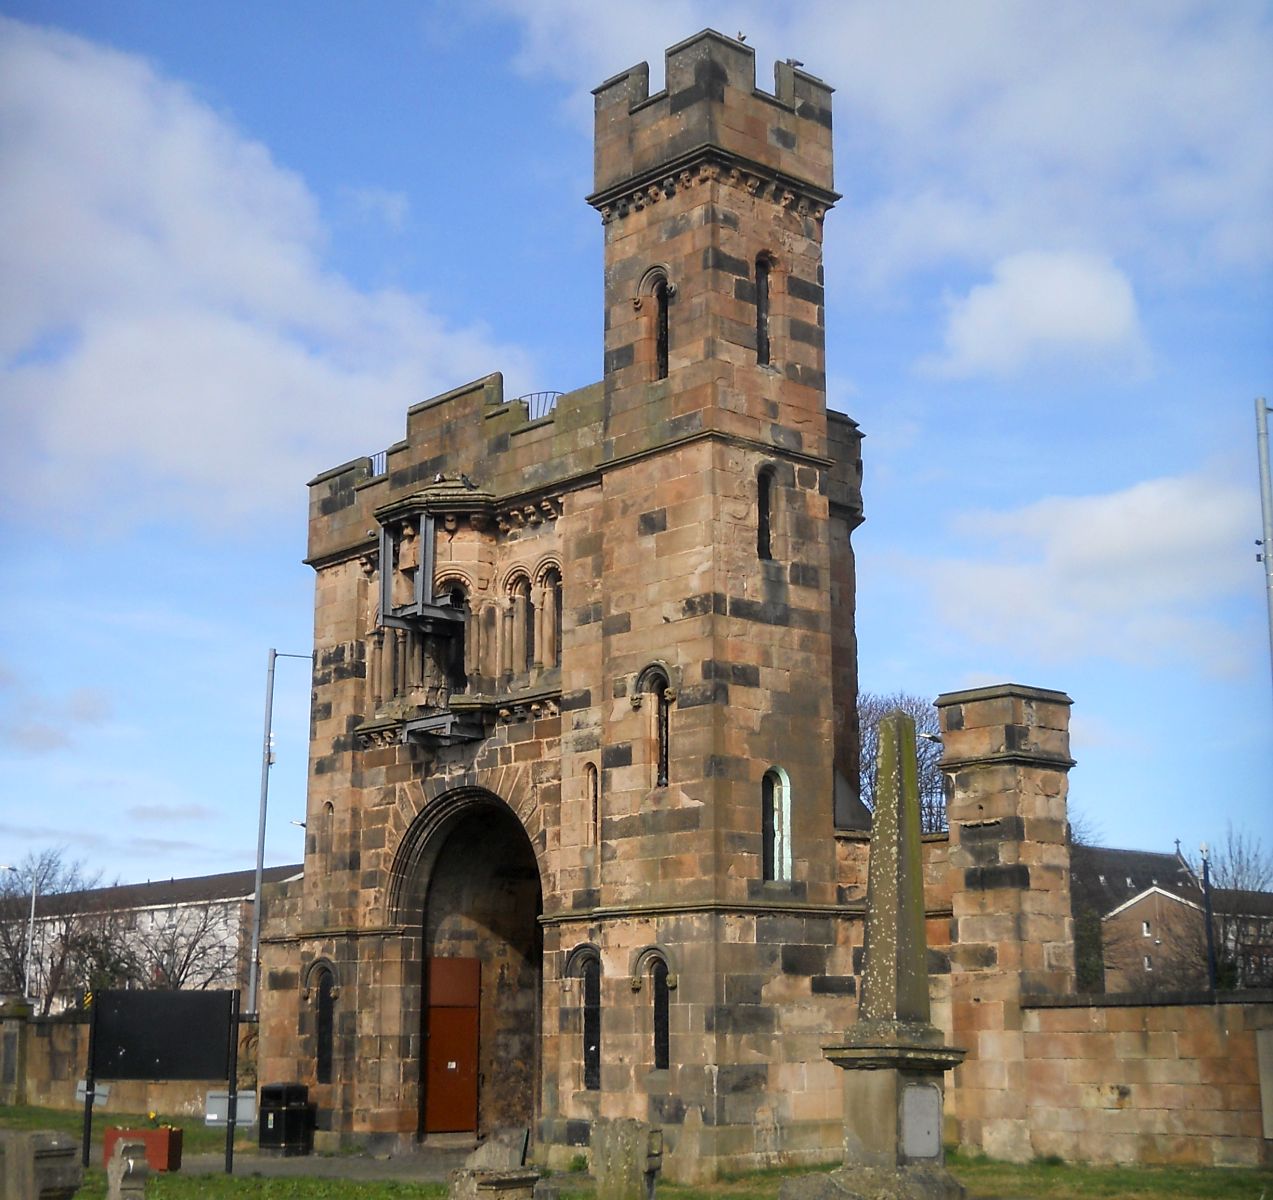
[0,1129,83,1199]
[592,1119,662,1200]
[106,1137,149,1199]
[451,1125,538,1200]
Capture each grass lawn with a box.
[4,1108,1271,1200]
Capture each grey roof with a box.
[1070,844,1200,916]
[4,864,303,920]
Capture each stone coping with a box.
[1022,988,1273,1009]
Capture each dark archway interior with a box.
[422,801,543,1134]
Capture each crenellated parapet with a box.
[589,29,837,219]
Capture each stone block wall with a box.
[1021,995,1273,1166]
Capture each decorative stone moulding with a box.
[496,496,563,534]
[592,153,834,224]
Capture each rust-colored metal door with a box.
[422,957,480,1133]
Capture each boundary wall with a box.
[1021,992,1273,1167]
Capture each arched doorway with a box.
[408,792,543,1137]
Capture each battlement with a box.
[589,28,835,209]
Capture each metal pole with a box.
[246,649,310,1018]
[225,988,240,1175]
[1200,844,1218,993]
[23,877,37,1003]
[247,648,277,1018]
[1256,398,1273,703]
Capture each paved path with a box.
[183,1144,473,1181]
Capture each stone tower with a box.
[256,31,865,1182]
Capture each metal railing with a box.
[368,450,387,477]
[513,391,562,421]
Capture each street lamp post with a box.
[1199,842,1219,993]
[1,864,38,1003]
[246,648,310,1018]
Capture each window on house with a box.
[315,967,335,1084]
[761,767,791,882]
[651,958,670,1071]
[1142,921,1151,937]
[1143,954,1153,972]
[757,469,774,561]
[756,255,771,366]
[654,277,669,380]
[582,955,601,1090]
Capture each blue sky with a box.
[1,2,1270,886]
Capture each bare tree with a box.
[1190,826,1273,989]
[132,901,241,991]
[857,691,945,833]
[0,848,126,1013]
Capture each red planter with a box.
[102,1127,183,1172]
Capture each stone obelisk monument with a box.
[785,711,966,1200]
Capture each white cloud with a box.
[0,667,113,755]
[928,471,1257,675]
[342,185,410,234]
[0,18,535,528]
[486,1,1273,282]
[127,804,216,823]
[920,251,1146,378]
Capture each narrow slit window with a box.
[756,256,771,365]
[757,470,774,560]
[654,676,670,787]
[651,958,670,1071]
[582,956,601,1090]
[586,762,600,847]
[654,278,669,380]
[762,773,776,881]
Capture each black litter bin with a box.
[259,1083,314,1156]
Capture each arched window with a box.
[757,468,775,561]
[582,955,602,1090]
[635,665,673,788]
[441,581,470,691]
[649,673,672,787]
[651,958,670,1071]
[542,567,563,668]
[756,255,771,366]
[654,277,670,380]
[565,944,602,1090]
[509,575,534,675]
[314,966,335,1084]
[762,767,792,883]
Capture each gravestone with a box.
[593,1119,662,1200]
[449,1125,538,1200]
[0,1130,83,1199]
[106,1137,150,1200]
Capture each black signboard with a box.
[90,989,233,1081]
